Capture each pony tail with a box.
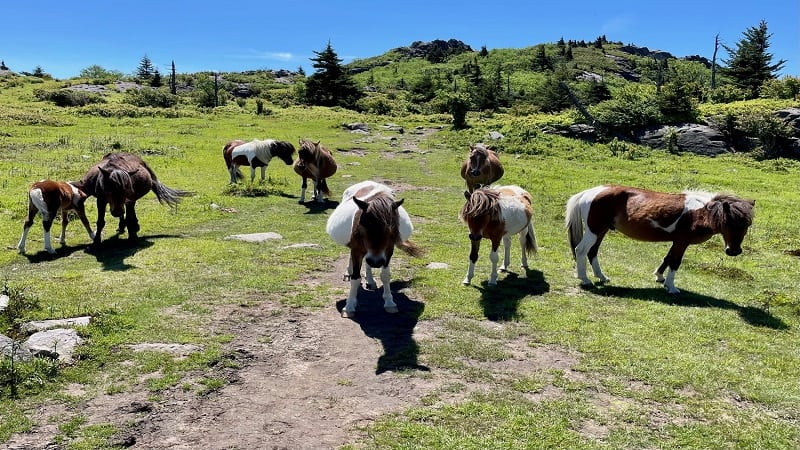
[152,181,192,208]
[397,240,424,258]
[525,222,538,255]
[318,178,332,197]
[565,192,585,260]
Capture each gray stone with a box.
[224,232,283,243]
[487,131,504,140]
[21,316,91,333]
[0,294,8,312]
[24,329,83,363]
[426,262,450,270]
[636,123,729,156]
[0,335,31,361]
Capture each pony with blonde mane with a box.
[460,185,537,286]
[223,139,295,183]
[565,184,755,293]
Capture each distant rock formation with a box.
[396,39,473,62]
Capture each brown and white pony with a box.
[17,180,95,254]
[565,185,755,293]
[460,143,504,193]
[222,138,295,184]
[326,180,422,318]
[293,139,338,203]
[77,152,189,246]
[460,185,538,286]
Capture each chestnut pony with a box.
[293,139,338,203]
[77,152,189,247]
[326,180,422,318]
[222,138,296,184]
[460,143,504,193]
[565,185,755,293]
[460,185,538,286]
[17,180,95,254]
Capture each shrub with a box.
[737,112,794,159]
[759,76,800,100]
[590,84,662,134]
[34,89,106,107]
[123,87,178,108]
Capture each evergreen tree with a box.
[136,55,155,80]
[33,66,44,78]
[722,20,786,98]
[151,69,163,87]
[305,42,362,109]
[532,45,551,71]
[479,45,489,57]
[169,61,177,95]
[0,60,8,70]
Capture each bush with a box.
[34,89,106,107]
[737,112,794,159]
[590,84,662,133]
[760,76,800,100]
[123,87,178,108]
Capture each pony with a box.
[460,185,538,286]
[222,139,296,183]
[460,143,504,193]
[326,180,422,318]
[293,139,338,203]
[565,185,755,294]
[76,152,189,246]
[17,180,95,254]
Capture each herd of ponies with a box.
[17,138,756,317]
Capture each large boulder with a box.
[636,123,729,156]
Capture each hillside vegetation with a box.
[0,34,798,449]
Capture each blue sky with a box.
[2,1,797,79]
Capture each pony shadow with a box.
[474,268,550,321]
[336,280,430,375]
[86,233,179,271]
[594,285,789,330]
[301,199,339,214]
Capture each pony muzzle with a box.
[469,169,481,176]
[725,247,742,256]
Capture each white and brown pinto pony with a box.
[293,139,338,203]
[460,143,504,193]
[326,180,422,318]
[566,185,755,294]
[17,180,95,254]
[222,138,296,184]
[460,185,538,286]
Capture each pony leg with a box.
[462,239,480,285]
[381,266,397,313]
[519,232,530,269]
[299,177,307,203]
[343,251,364,318]
[75,204,95,241]
[659,243,688,294]
[17,205,37,253]
[499,235,512,272]
[260,166,266,182]
[574,232,598,285]
[364,263,378,290]
[59,210,69,245]
[488,248,500,286]
[125,202,140,240]
[249,166,256,183]
[93,200,107,247]
[42,218,56,254]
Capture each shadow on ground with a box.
[469,268,550,321]
[336,280,429,374]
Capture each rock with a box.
[487,131,504,140]
[24,329,83,363]
[342,122,370,132]
[426,262,450,270]
[224,232,283,243]
[283,243,323,249]
[21,316,91,333]
[0,294,8,312]
[636,123,729,156]
[129,343,201,356]
[0,334,31,361]
[776,108,800,136]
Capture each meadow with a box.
[0,83,799,448]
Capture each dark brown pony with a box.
[565,185,755,293]
[222,138,296,183]
[326,181,422,318]
[17,180,95,254]
[293,139,338,203]
[460,143,504,193]
[77,152,189,246]
[460,185,537,286]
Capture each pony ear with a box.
[464,191,471,200]
[99,166,111,176]
[128,168,140,176]
[722,201,731,215]
[393,198,404,209]
[354,197,369,211]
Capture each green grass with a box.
[0,77,799,448]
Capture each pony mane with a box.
[459,188,500,222]
[709,194,755,227]
[98,167,134,195]
[361,195,399,229]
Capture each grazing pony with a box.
[460,143,504,193]
[293,139,338,203]
[460,185,538,286]
[326,180,422,318]
[17,180,95,254]
[77,152,189,246]
[565,185,755,293]
[223,139,295,183]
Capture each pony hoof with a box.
[384,306,399,314]
[487,281,497,287]
[341,310,356,318]
[366,282,378,290]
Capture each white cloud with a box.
[234,49,295,62]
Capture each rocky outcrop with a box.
[636,123,729,156]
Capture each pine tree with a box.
[151,69,162,88]
[136,55,155,80]
[722,20,786,98]
[0,60,8,70]
[305,42,362,109]
[169,61,177,95]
